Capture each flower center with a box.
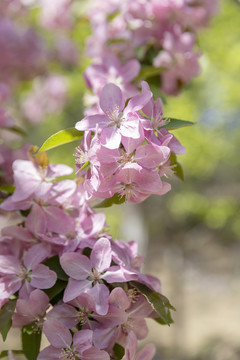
[61,348,79,360]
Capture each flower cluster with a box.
[86,0,218,95]
[0,150,166,360]
[75,82,185,203]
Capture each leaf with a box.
[0,299,17,341]
[0,185,15,194]
[43,279,66,303]
[0,350,24,359]
[22,324,42,360]
[135,66,165,82]
[130,282,175,326]
[94,194,126,208]
[154,310,174,325]
[38,128,83,153]
[43,256,68,281]
[170,153,184,181]
[113,343,125,360]
[161,118,194,130]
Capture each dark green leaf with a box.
[154,310,174,325]
[0,350,24,359]
[113,343,125,360]
[130,282,175,326]
[0,299,17,341]
[43,279,66,303]
[135,66,165,82]
[0,185,15,194]
[94,194,126,208]
[43,256,68,281]
[38,128,83,153]
[161,118,194,130]
[22,324,42,360]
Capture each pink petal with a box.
[136,344,156,360]
[25,204,47,235]
[120,118,141,139]
[135,144,170,169]
[24,244,50,269]
[47,304,78,329]
[0,275,22,299]
[91,238,111,273]
[60,252,91,280]
[75,115,109,131]
[124,84,152,115]
[93,327,119,350]
[73,330,93,354]
[82,347,110,360]
[38,345,63,360]
[108,287,131,310]
[30,264,57,289]
[87,283,109,315]
[63,279,92,303]
[99,83,125,115]
[0,255,21,274]
[43,206,75,235]
[121,60,140,82]
[43,319,72,348]
[100,126,121,149]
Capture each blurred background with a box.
[1,0,240,359]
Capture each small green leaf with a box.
[0,299,17,341]
[0,126,26,136]
[130,282,175,326]
[161,118,194,130]
[44,256,68,281]
[0,185,15,195]
[170,153,184,181]
[154,310,174,325]
[113,343,125,360]
[94,194,126,208]
[38,128,83,153]
[0,350,24,359]
[22,324,42,360]
[135,66,165,82]
[43,279,66,303]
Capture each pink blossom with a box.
[38,319,109,360]
[123,332,156,360]
[0,244,56,302]
[60,238,137,314]
[84,54,140,100]
[76,83,151,149]
[12,289,49,328]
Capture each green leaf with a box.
[38,128,83,153]
[0,185,15,195]
[94,193,126,208]
[0,299,17,341]
[130,282,175,326]
[43,279,66,303]
[135,66,165,82]
[113,343,125,360]
[170,153,184,181]
[161,118,194,130]
[22,324,42,360]
[43,256,68,281]
[0,350,24,359]
[154,310,174,325]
